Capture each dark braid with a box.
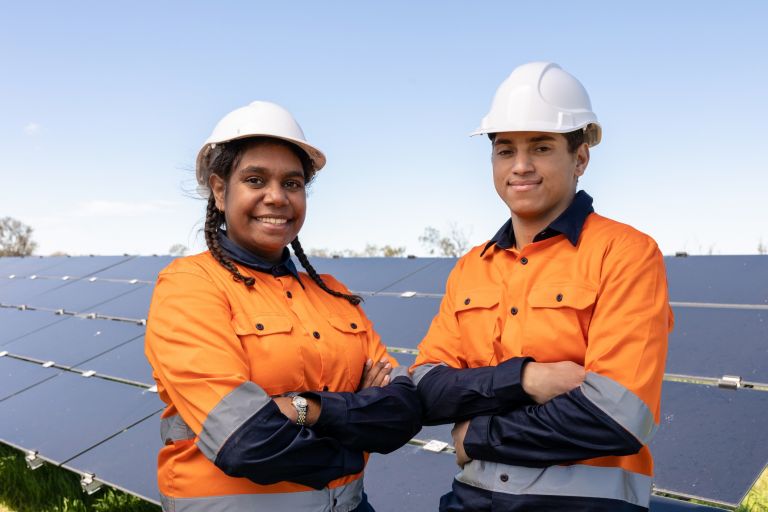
[291,237,362,306]
[204,195,255,287]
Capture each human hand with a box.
[522,361,586,404]
[451,420,472,468]
[358,358,392,390]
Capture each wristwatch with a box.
[291,395,308,426]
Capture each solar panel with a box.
[0,356,61,402]
[361,295,440,349]
[0,278,72,306]
[306,257,440,293]
[0,371,163,465]
[0,256,66,278]
[651,381,768,506]
[94,255,174,281]
[90,285,154,321]
[377,258,456,294]
[0,308,66,346]
[364,444,458,511]
[73,337,154,386]
[665,255,768,305]
[667,307,768,381]
[1,316,143,368]
[62,411,162,505]
[32,256,134,279]
[649,496,725,511]
[22,280,145,314]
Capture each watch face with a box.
[293,396,307,407]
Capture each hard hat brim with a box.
[195,134,327,189]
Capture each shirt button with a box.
[333,498,338,506]
[313,331,321,339]
[510,307,518,315]
[556,293,563,302]
[464,298,471,305]
[500,473,509,482]
[350,322,358,329]
[520,257,529,265]
[286,291,293,299]
[255,323,264,331]
[323,385,329,391]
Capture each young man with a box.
[413,62,673,511]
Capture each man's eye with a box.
[534,146,552,153]
[496,149,513,156]
[245,176,264,185]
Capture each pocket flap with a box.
[455,288,501,312]
[327,316,367,334]
[232,313,293,336]
[528,283,597,310]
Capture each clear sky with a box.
[2,1,766,257]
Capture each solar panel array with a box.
[1,254,766,511]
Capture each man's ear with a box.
[209,174,226,211]
[574,143,590,177]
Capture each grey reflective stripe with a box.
[412,363,444,386]
[580,372,658,444]
[161,477,364,512]
[457,460,651,508]
[161,414,196,443]
[390,365,411,381]
[196,381,272,462]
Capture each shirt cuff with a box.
[463,414,493,461]
[304,392,347,430]
[492,356,535,403]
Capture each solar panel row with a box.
[1,254,766,511]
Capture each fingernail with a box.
[366,359,372,367]
[384,375,390,383]
[380,358,388,363]
[385,363,392,369]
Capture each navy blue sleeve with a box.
[463,387,642,466]
[215,400,364,490]
[416,357,535,425]
[306,375,423,454]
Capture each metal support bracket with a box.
[24,450,44,470]
[717,375,742,389]
[80,472,103,495]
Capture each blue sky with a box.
[2,1,767,256]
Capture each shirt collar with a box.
[217,229,303,283]
[481,190,595,256]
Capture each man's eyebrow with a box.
[528,135,557,143]
[493,135,558,145]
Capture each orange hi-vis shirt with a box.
[145,251,401,510]
[414,206,673,510]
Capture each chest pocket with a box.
[232,313,304,396]
[525,283,597,362]
[454,288,501,367]
[327,315,369,391]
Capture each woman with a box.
[145,101,422,511]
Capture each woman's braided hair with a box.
[202,137,362,306]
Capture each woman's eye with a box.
[284,180,305,189]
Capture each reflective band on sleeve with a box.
[457,460,651,509]
[161,476,364,512]
[390,365,411,381]
[196,381,272,462]
[580,372,658,445]
[160,414,196,443]
[412,363,443,386]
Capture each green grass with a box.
[0,444,159,512]
[739,466,768,512]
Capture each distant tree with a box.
[49,251,69,257]
[759,239,767,255]
[0,217,37,256]
[306,244,406,258]
[419,223,470,257]
[169,244,188,256]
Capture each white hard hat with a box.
[472,62,602,147]
[195,101,326,193]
